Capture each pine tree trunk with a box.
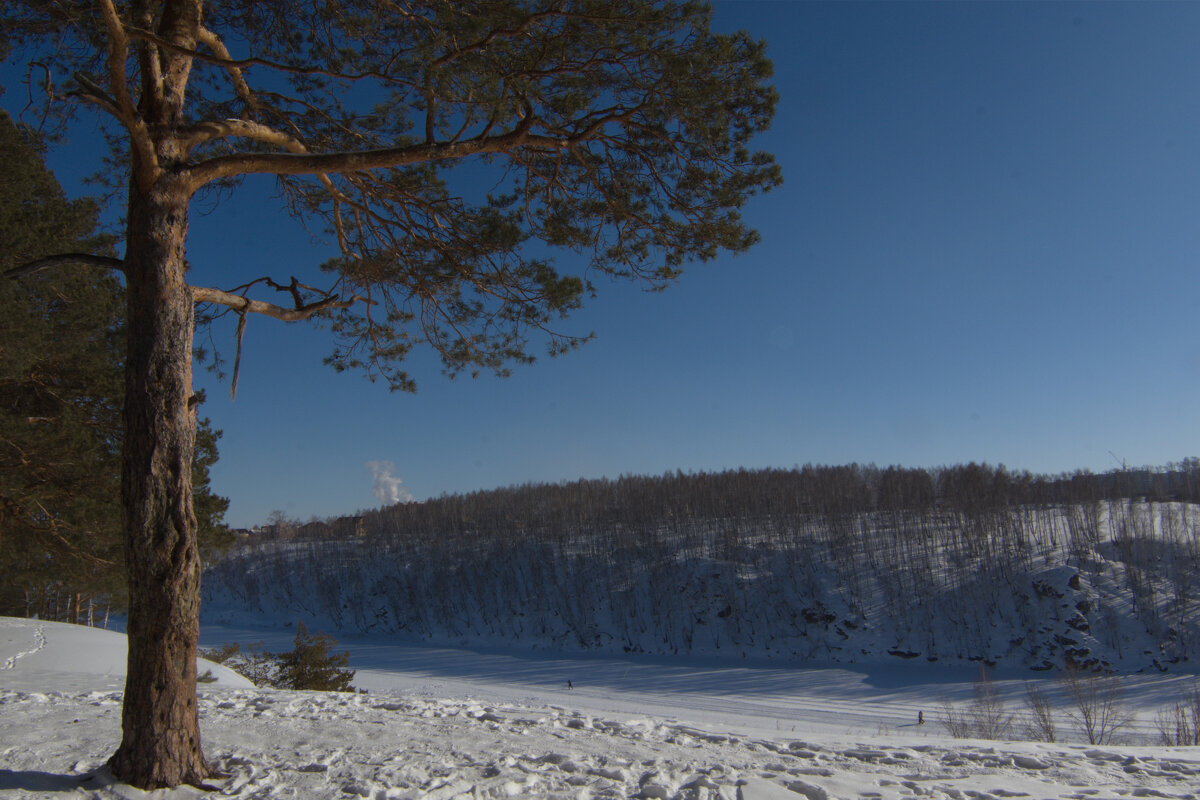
[107,185,212,789]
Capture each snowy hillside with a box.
[5,616,1200,799]
[0,617,250,689]
[203,496,1200,672]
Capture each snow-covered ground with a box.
[3,617,1200,799]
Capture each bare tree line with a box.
[205,460,1200,669]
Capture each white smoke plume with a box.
[366,460,414,505]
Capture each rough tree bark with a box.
[107,179,212,787]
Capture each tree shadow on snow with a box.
[0,770,93,792]
[0,766,133,795]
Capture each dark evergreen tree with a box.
[277,621,356,692]
[192,402,231,550]
[0,110,229,618]
[0,111,124,618]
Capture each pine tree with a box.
[3,0,777,786]
[0,111,229,618]
[277,621,356,692]
[0,111,124,616]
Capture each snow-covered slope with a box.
[4,617,1200,799]
[202,502,1200,672]
[0,617,251,691]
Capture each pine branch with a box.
[3,254,126,279]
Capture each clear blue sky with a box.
[4,2,1199,527]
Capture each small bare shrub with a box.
[970,667,1013,740]
[939,667,1014,740]
[1022,682,1057,742]
[1155,681,1200,746]
[200,641,282,688]
[939,700,973,738]
[1061,668,1132,745]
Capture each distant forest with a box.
[270,458,1200,541]
[206,459,1200,671]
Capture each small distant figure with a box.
[918,711,924,725]
[567,679,573,690]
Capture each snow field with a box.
[4,618,1200,799]
[4,681,1200,799]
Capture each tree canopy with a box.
[3,0,779,388]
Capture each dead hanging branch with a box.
[229,309,247,399]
